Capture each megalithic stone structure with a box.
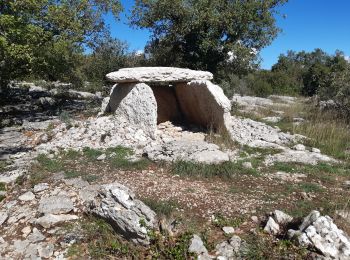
[101,67,232,138]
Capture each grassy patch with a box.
[243,231,308,259]
[0,182,6,191]
[107,146,151,170]
[269,161,349,184]
[273,102,350,161]
[27,154,64,186]
[62,149,81,160]
[171,160,260,179]
[240,145,282,158]
[82,147,103,160]
[143,198,178,218]
[148,232,195,260]
[36,154,63,172]
[298,182,324,193]
[212,213,243,228]
[288,200,316,218]
[66,216,138,259]
[64,170,99,183]
[0,161,8,173]
[64,171,81,179]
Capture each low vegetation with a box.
[171,160,259,179]
[25,146,151,187]
[66,217,139,259]
[143,198,179,218]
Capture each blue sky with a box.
[105,0,350,69]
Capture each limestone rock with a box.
[27,228,45,243]
[226,116,297,148]
[286,210,350,259]
[38,195,74,214]
[175,80,231,130]
[215,235,247,259]
[38,243,54,258]
[303,215,350,259]
[299,210,321,231]
[96,153,106,161]
[145,140,229,164]
[265,148,336,166]
[262,116,282,123]
[222,226,235,235]
[36,214,79,229]
[188,235,208,257]
[293,144,306,151]
[273,210,293,225]
[18,191,35,201]
[107,83,157,138]
[264,217,280,235]
[232,95,274,108]
[86,183,157,245]
[106,67,213,83]
[312,148,321,153]
[0,212,8,226]
[33,183,49,193]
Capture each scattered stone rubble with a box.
[188,234,248,260]
[264,210,350,259]
[0,178,158,258]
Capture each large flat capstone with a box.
[106,67,213,83]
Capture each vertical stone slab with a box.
[175,80,231,130]
[107,83,157,138]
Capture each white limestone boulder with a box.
[107,83,157,138]
[175,80,232,131]
[106,67,213,83]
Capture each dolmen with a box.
[101,67,232,138]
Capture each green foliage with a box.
[131,0,287,74]
[212,213,243,229]
[0,161,8,173]
[143,198,178,217]
[244,231,308,259]
[36,154,63,173]
[298,182,324,193]
[66,217,138,259]
[81,36,128,91]
[171,160,259,179]
[225,48,350,100]
[0,0,122,87]
[0,182,6,191]
[82,147,104,160]
[149,232,195,260]
[107,146,151,170]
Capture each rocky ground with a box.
[1,84,350,259]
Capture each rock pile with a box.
[188,234,248,259]
[0,179,157,258]
[264,210,350,259]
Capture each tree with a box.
[82,36,128,85]
[0,0,122,88]
[130,0,288,75]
